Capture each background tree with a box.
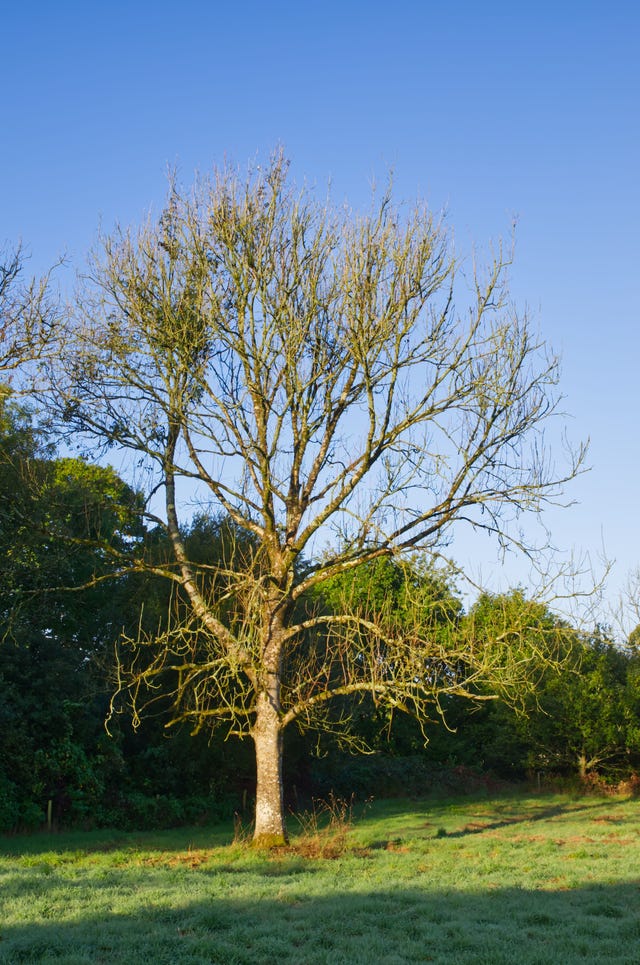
[303,556,465,753]
[43,155,585,845]
[520,628,640,780]
[453,592,640,783]
[0,242,56,379]
[0,395,144,829]
[455,590,582,778]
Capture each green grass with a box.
[1,792,639,964]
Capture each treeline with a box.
[1,394,639,833]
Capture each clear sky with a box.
[2,1,638,616]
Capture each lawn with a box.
[1,792,639,964]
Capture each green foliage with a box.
[33,736,105,821]
[0,397,146,830]
[308,754,500,799]
[451,592,640,781]
[297,557,466,748]
[0,411,261,832]
[519,630,640,778]
[318,555,463,632]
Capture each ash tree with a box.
[43,155,583,845]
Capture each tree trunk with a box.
[577,751,588,781]
[252,688,287,847]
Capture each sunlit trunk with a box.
[252,685,287,846]
[577,752,589,782]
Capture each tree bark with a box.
[252,686,287,846]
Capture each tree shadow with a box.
[1,879,639,964]
[0,822,236,859]
[358,796,622,848]
[440,799,611,838]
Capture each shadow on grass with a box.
[356,796,623,849]
[1,879,639,964]
[440,800,612,838]
[0,822,236,859]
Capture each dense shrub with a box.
[308,753,505,801]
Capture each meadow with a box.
[1,792,639,964]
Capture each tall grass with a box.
[1,792,639,963]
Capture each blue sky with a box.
[2,1,639,613]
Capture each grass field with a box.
[1,792,639,964]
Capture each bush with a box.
[0,775,20,832]
[0,775,46,833]
[308,753,506,800]
[93,791,236,832]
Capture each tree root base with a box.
[251,833,288,849]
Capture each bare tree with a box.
[44,154,585,845]
[0,242,56,382]
[616,567,640,650]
